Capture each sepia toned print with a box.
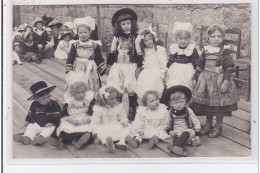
[12,4,251,158]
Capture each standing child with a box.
[54,30,73,60]
[13,81,61,145]
[13,42,23,65]
[66,16,106,96]
[91,86,130,154]
[47,71,94,150]
[136,28,168,99]
[32,17,48,59]
[21,28,42,63]
[126,90,170,149]
[166,22,200,90]
[161,85,201,157]
[192,24,240,138]
[106,8,144,120]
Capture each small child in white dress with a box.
[47,71,94,150]
[13,42,23,65]
[91,86,131,154]
[126,90,170,149]
[54,30,73,60]
[136,27,168,99]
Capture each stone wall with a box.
[16,4,251,58]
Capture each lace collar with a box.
[169,42,196,56]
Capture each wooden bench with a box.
[12,58,251,158]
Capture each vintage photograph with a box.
[11,4,252,159]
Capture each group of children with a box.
[13,8,240,157]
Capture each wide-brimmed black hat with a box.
[160,85,192,106]
[112,8,137,27]
[48,19,63,29]
[27,81,56,100]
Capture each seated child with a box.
[13,42,23,65]
[43,27,55,59]
[32,17,48,58]
[160,85,201,157]
[91,86,130,154]
[54,30,73,60]
[47,71,94,150]
[13,81,61,145]
[126,90,170,149]
[47,19,63,49]
[21,28,42,63]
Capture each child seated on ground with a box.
[91,86,130,154]
[47,71,94,150]
[126,90,171,149]
[13,42,23,65]
[160,85,201,157]
[13,81,61,145]
[54,30,73,60]
[21,28,42,64]
[43,27,55,59]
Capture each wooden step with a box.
[233,109,251,122]
[73,143,138,158]
[156,135,251,157]
[13,142,75,158]
[237,100,251,113]
[221,116,250,133]
[128,141,170,158]
[13,64,65,103]
[198,116,251,148]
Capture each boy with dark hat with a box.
[13,81,61,145]
[160,85,201,157]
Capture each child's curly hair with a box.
[69,81,88,98]
[142,90,159,107]
[113,14,138,36]
[97,86,122,106]
[140,30,158,55]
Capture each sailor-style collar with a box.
[169,42,196,56]
[78,39,102,46]
[204,44,231,54]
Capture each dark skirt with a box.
[192,102,238,117]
